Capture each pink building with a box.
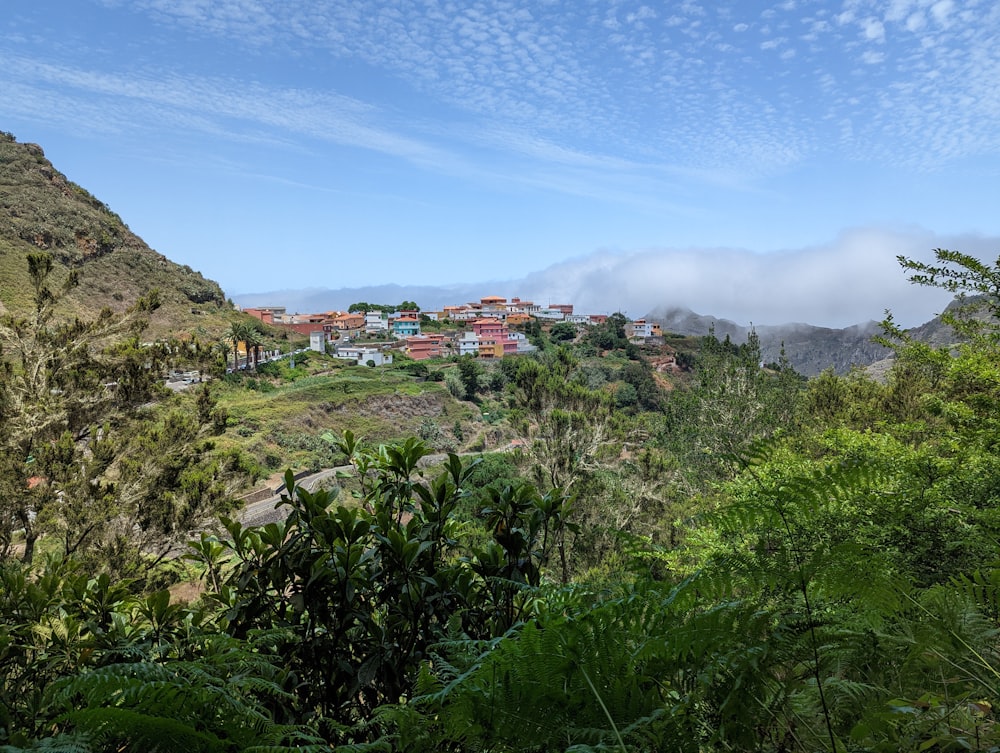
[471,318,517,357]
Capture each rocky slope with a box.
[650,306,896,376]
[0,131,232,339]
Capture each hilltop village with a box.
[241,295,664,366]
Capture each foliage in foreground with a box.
[3,248,1000,751]
[3,424,1000,751]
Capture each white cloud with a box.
[515,228,987,328]
[885,0,916,23]
[861,17,886,42]
[905,12,926,32]
[931,0,955,27]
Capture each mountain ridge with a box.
[0,132,233,340]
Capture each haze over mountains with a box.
[231,226,988,331]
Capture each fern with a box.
[0,733,93,753]
[37,638,302,753]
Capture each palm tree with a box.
[244,323,264,370]
[226,321,250,371]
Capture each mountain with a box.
[0,132,232,340]
[649,306,894,376]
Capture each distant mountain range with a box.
[645,306,891,376]
[232,283,500,317]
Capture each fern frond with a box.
[57,707,221,752]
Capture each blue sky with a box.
[2,0,998,326]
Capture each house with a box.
[335,345,393,366]
[242,306,285,325]
[471,318,517,357]
[626,319,662,341]
[447,306,479,322]
[457,331,480,357]
[392,316,421,338]
[404,334,442,360]
[508,331,537,354]
[365,311,389,334]
[330,312,364,335]
[507,297,539,315]
[272,314,336,338]
[477,336,504,359]
[533,308,565,321]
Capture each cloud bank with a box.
[512,227,996,329]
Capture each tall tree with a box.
[225,320,246,371]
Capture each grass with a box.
[213,363,474,474]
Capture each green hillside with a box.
[0,131,235,340]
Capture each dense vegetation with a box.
[3,249,1000,751]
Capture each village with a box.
[240,295,664,366]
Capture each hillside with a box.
[0,131,233,340]
[648,305,892,375]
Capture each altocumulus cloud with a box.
[515,228,998,329]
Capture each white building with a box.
[457,331,480,357]
[533,308,565,321]
[309,331,327,353]
[365,311,388,334]
[334,345,393,366]
[508,331,537,353]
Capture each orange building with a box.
[330,312,364,332]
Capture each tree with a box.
[898,247,1000,340]
[192,436,572,742]
[0,254,159,562]
[663,327,800,486]
[620,359,664,411]
[586,311,629,351]
[0,254,251,570]
[225,320,249,371]
[243,321,264,370]
[549,321,577,342]
[456,356,481,401]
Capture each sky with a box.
[2,0,999,327]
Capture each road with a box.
[238,465,351,527]
[236,451,476,527]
